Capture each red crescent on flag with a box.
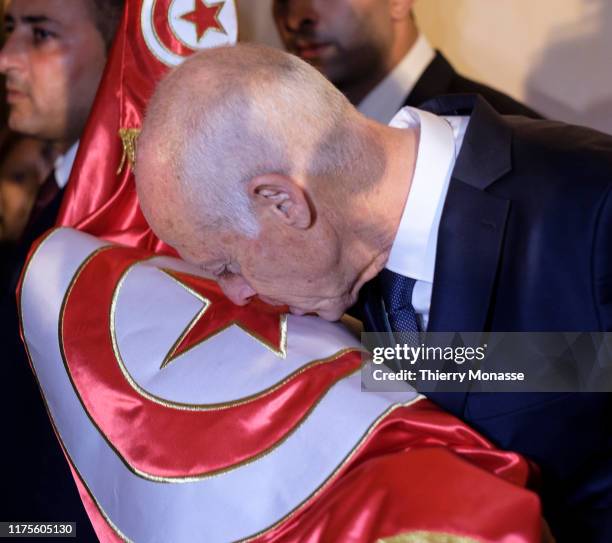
[152,0,196,57]
[60,246,362,481]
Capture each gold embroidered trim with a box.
[64,451,133,543]
[378,532,479,543]
[18,233,131,542]
[117,128,141,174]
[111,263,323,411]
[239,395,424,542]
[172,0,228,49]
[158,270,212,369]
[159,268,287,369]
[25,234,428,543]
[54,249,375,482]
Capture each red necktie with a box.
[23,169,59,235]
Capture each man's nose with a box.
[219,276,257,306]
[285,0,319,32]
[0,33,25,75]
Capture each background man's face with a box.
[0,137,50,241]
[0,0,107,147]
[273,0,393,88]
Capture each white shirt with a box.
[54,140,79,189]
[358,34,435,124]
[385,107,470,330]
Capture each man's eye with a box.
[9,170,27,184]
[32,27,54,44]
[217,268,234,279]
[3,23,14,35]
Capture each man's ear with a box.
[247,173,312,229]
[389,0,415,20]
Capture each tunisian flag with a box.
[57,0,237,251]
[21,228,541,542]
[21,1,544,541]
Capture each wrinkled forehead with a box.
[174,242,220,268]
[136,180,226,267]
[170,231,238,272]
[139,190,194,251]
[136,145,184,237]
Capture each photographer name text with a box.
[372,368,525,382]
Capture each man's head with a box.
[0,131,53,242]
[0,0,123,152]
[136,44,396,320]
[272,0,417,104]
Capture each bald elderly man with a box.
[136,45,612,541]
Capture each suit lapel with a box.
[362,96,513,334]
[428,181,510,332]
[405,52,456,108]
[422,96,513,332]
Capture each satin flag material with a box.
[20,228,541,542]
[45,1,543,541]
[56,0,237,252]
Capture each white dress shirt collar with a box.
[385,107,465,284]
[357,34,435,124]
[54,140,79,189]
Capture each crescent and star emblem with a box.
[159,268,287,368]
[59,246,359,480]
[179,0,225,40]
[141,0,237,67]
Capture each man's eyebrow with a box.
[21,15,59,25]
[202,262,226,272]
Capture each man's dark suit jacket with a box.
[0,183,96,539]
[358,95,612,542]
[406,51,540,118]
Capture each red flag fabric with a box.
[57,0,237,253]
[19,228,542,542]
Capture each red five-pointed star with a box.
[180,0,226,41]
[160,269,287,368]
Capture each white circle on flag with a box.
[112,258,360,405]
[141,0,238,67]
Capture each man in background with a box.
[273,0,539,122]
[0,0,123,529]
[0,131,53,244]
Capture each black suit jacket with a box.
[359,95,612,541]
[406,51,541,118]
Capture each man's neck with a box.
[339,69,391,108]
[342,120,419,293]
[53,140,80,189]
[375,121,418,257]
[51,138,78,157]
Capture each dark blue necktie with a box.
[379,268,421,333]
